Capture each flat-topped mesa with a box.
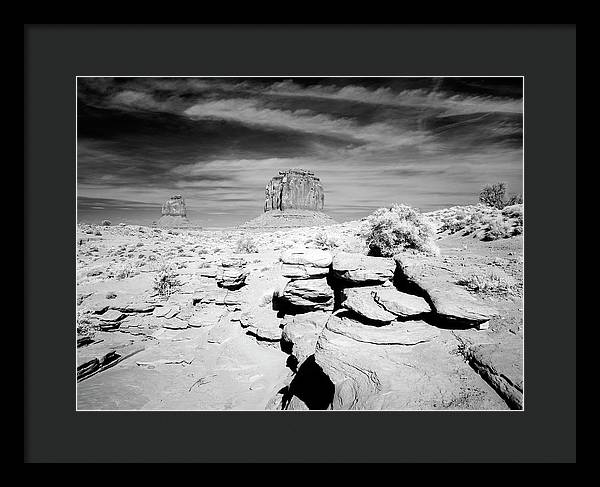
[264,168,325,212]
[161,194,187,217]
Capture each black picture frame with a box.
[24,24,576,463]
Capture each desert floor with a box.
[76,208,523,411]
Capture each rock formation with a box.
[157,195,190,227]
[240,169,334,228]
[264,169,325,212]
[162,194,187,217]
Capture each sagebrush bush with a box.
[457,272,515,296]
[153,264,181,297]
[235,236,259,253]
[363,204,439,256]
[312,231,339,249]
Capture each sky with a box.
[77,77,523,227]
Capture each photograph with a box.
[76,76,524,411]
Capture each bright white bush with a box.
[362,204,439,256]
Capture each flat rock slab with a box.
[341,287,397,323]
[280,277,334,311]
[240,309,283,341]
[207,319,239,344]
[281,263,329,279]
[332,252,395,284]
[467,334,524,410]
[395,255,497,325]
[188,304,226,328]
[98,309,126,322]
[280,248,333,268]
[373,287,431,318]
[313,321,507,411]
[198,268,218,278]
[326,312,439,346]
[161,317,189,330]
[153,305,179,319]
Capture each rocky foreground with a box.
[76,206,524,410]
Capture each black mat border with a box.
[24,24,576,463]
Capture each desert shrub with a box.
[479,182,507,209]
[236,236,259,253]
[312,231,339,249]
[457,272,515,296]
[362,204,439,256]
[101,220,112,226]
[76,314,96,337]
[482,217,514,241]
[506,193,523,205]
[153,264,181,297]
[440,209,473,234]
[502,204,523,221]
[113,263,134,279]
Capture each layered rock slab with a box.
[332,252,395,284]
[279,277,334,311]
[341,286,397,323]
[394,254,497,326]
[280,248,333,279]
[312,313,507,410]
[467,334,524,410]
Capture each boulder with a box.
[264,169,324,212]
[332,252,395,284]
[280,277,334,311]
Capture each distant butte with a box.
[240,169,335,229]
[157,194,191,227]
[265,169,325,212]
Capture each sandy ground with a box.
[76,210,523,411]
